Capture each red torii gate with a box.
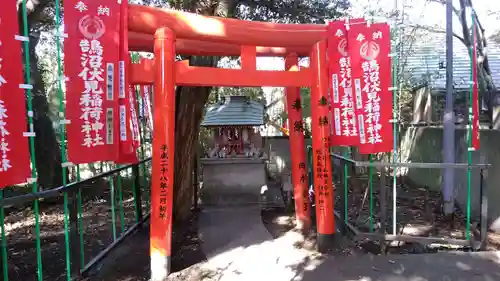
[127,4,336,280]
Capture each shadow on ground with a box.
[86,206,500,281]
[9,202,500,281]
[83,212,206,281]
[2,187,140,281]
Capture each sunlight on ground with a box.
[193,230,325,281]
[4,197,136,237]
[4,212,66,237]
[400,225,433,236]
[275,215,293,225]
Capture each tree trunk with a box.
[173,60,213,222]
[18,1,65,191]
[30,28,64,190]
[172,0,237,222]
[458,0,498,127]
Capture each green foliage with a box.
[235,0,350,23]
[209,87,265,105]
[300,88,311,118]
[138,0,350,23]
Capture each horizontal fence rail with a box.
[1,158,152,281]
[305,146,489,252]
[0,158,151,209]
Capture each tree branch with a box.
[458,0,472,46]
[409,24,465,45]
[427,0,461,18]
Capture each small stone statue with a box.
[218,146,228,158]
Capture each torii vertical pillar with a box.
[310,40,336,252]
[151,27,176,281]
[285,54,311,233]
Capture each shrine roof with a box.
[201,95,264,127]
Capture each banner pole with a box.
[20,1,43,280]
[466,10,476,241]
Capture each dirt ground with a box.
[263,174,500,255]
[2,179,139,281]
[82,211,206,281]
[339,175,500,250]
[3,173,500,281]
[1,176,205,281]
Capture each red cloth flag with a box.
[65,0,121,164]
[0,1,32,187]
[129,85,141,149]
[327,19,364,147]
[142,85,154,131]
[348,22,393,154]
[116,1,138,164]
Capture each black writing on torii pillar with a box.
[292,98,302,111]
[318,96,328,107]
[160,145,168,159]
[318,116,328,126]
[293,120,304,132]
[298,162,306,170]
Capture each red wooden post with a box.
[151,27,176,281]
[285,54,311,233]
[241,45,257,70]
[310,40,336,252]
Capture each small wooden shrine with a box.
[202,95,265,158]
[200,95,268,205]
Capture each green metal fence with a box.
[0,1,155,280]
[306,144,489,252]
[0,158,152,281]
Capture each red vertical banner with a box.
[151,28,176,279]
[349,22,393,154]
[285,54,311,232]
[328,19,363,147]
[310,41,336,250]
[129,85,140,149]
[65,0,120,164]
[0,2,31,187]
[143,85,154,131]
[117,1,138,164]
[471,27,480,150]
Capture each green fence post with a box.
[391,23,399,236]
[369,154,374,233]
[0,190,8,281]
[133,164,144,222]
[20,0,43,279]
[343,148,349,224]
[466,12,476,241]
[110,177,117,240]
[69,188,82,276]
[117,170,126,233]
[76,165,84,268]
